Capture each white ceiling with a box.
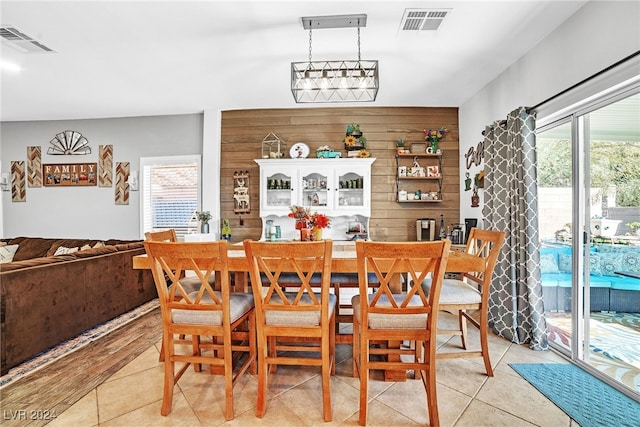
[0,0,588,122]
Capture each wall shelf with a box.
[396,199,444,203]
[395,152,443,202]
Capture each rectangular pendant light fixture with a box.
[291,14,379,103]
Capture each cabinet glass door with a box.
[301,172,328,208]
[264,172,293,209]
[337,171,365,209]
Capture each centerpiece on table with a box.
[288,205,331,241]
[423,127,448,153]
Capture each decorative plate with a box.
[290,143,310,159]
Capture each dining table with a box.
[133,240,484,381]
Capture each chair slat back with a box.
[144,241,229,316]
[461,228,505,290]
[145,229,178,242]
[355,240,451,322]
[244,239,333,317]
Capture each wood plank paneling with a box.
[220,107,459,242]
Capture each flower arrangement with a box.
[289,205,310,229]
[424,127,448,143]
[309,211,331,229]
[196,210,212,223]
[288,205,331,229]
[344,135,367,148]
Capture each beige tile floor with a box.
[46,312,577,427]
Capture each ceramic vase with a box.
[300,228,312,241]
[312,227,323,241]
[429,137,438,153]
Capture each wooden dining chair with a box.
[243,239,336,422]
[144,241,256,420]
[145,229,215,364]
[145,229,216,291]
[422,227,505,376]
[352,240,451,427]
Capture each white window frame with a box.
[139,155,202,240]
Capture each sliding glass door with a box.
[537,90,640,398]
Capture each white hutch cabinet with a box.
[254,158,375,240]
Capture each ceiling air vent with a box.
[400,9,451,32]
[0,26,54,53]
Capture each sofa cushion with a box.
[0,244,19,263]
[8,237,57,261]
[73,246,118,258]
[112,242,144,251]
[0,255,79,272]
[589,253,622,276]
[47,239,100,257]
[540,253,560,273]
[53,246,79,256]
[620,251,640,273]
[558,253,572,273]
[609,276,640,291]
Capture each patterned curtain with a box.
[483,106,548,350]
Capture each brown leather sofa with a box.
[0,237,156,375]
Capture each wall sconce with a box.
[127,170,139,191]
[0,173,10,191]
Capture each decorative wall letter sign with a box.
[115,162,130,205]
[98,145,113,187]
[43,163,97,186]
[27,146,42,187]
[11,161,26,202]
[47,130,91,155]
[465,141,484,170]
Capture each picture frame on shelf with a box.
[427,166,440,177]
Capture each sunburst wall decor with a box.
[47,130,91,155]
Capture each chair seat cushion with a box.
[172,292,254,325]
[265,293,337,326]
[175,275,216,294]
[421,278,481,305]
[330,272,380,285]
[351,294,429,329]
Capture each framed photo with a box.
[427,166,440,177]
[43,163,97,186]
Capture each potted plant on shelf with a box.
[626,221,640,236]
[344,123,368,157]
[396,138,407,154]
[196,210,212,234]
[346,123,362,138]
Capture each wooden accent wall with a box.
[220,107,459,242]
